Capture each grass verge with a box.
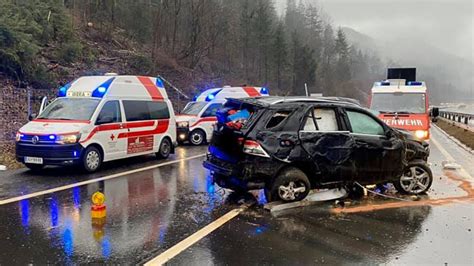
[435,119,474,150]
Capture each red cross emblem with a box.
[110,134,115,141]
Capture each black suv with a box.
[203,97,432,202]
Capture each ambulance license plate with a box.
[24,157,43,164]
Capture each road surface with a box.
[0,126,472,264]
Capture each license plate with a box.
[24,157,43,164]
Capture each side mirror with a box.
[28,113,37,121]
[96,116,114,125]
[385,129,394,138]
[431,107,439,118]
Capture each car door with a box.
[343,108,404,183]
[298,107,356,184]
[95,100,128,161]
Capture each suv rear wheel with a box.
[265,167,310,202]
[394,162,433,195]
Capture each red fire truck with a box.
[369,68,430,140]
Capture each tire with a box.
[189,129,206,146]
[156,138,172,159]
[82,146,102,173]
[25,163,44,172]
[265,167,310,202]
[393,162,433,195]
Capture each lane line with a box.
[145,206,248,266]
[431,131,473,179]
[0,153,206,206]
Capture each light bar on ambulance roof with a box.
[91,77,115,98]
[260,87,269,95]
[380,81,391,86]
[57,82,73,97]
[206,89,222,101]
[407,81,423,86]
[156,77,164,88]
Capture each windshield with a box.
[37,98,101,120]
[370,93,426,114]
[182,102,208,115]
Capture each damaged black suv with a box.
[203,97,432,202]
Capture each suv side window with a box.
[346,110,385,135]
[303,108,338,131]
[96,101,121,125]
[202,103,222,117]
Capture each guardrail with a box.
[439,111,474,125]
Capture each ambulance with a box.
[369,68,430,140]
[16,75,177,172]
[176,86,269,145]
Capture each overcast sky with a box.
[275,0,473,62]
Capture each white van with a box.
[176,86,269,145]
[16,75,177,172]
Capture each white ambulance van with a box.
[16,75,177,172]
[176,86,269,145]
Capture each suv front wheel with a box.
[265,167,310,202]
[394,162,433,195]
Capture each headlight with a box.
[177,121,189,128]
[15,132,23,142]
[57,134,81,144]
[414,130,429,140]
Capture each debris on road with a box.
[442,160,461,170]
[264,188,347,213]
[0,165,6,171]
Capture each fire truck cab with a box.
[370,68,430,140]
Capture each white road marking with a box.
[431,130,473,179]
[0,153,206,206]
[145,206,247,266]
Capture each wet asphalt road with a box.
[0,126,473,265]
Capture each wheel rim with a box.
[400,166,430,194]
[191,132,203,145]
[161,140,170,155]
[278,181,307,201]
[86,151,100,170]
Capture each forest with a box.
[0,0,384,102]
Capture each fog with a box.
[275,0,473,102]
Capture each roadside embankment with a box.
[435,119,474,150]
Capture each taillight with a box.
[243,140,270,157]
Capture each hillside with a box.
[342,27,474,103]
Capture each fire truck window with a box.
[97,101,121,124]
[347,111,385,136]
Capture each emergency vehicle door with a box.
[95,100,128,160]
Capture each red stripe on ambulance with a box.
[80,119,169,143]
[137,76,164,101]
[190,117,218,127]
[243,87,261,97]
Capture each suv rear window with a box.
[304,108,338,131]
[266,111,291,129]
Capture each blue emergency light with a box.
[408,81,423,86]
[92,77,115,98]
[205,89,222,101]
[260,87,269,94]
[57,82,73,97]
[156,77,164,88]
[381,81,391,86]
[48,135,56,140]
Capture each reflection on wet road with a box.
[0,127,473,264]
